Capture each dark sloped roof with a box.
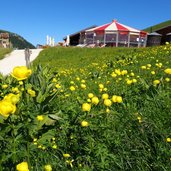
[63,25,97,40]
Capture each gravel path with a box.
[0,49,42,76]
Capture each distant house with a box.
[63,25,97,46]
[144,20,171,46]
[0,33,10,48]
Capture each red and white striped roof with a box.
[86,20,147,35]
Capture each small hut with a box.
[0,33,10,48]
[146,32,162,46]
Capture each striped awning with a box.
[86,20,147,36]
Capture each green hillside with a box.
[1,45,171,170]
[0,29,35,49]
[143,20,171,33]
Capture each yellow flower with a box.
[106,108,110,113]
[112,95,117,103]
[11,66,32,81]
[52,78,57,83]
[52,144,57,149]
[44,164,52,171]
[91,96,99,105]
[116,96,123,103]
[165,78,170,82]
[81,120,89,127]
[63,153,71,158]
[82,103,91,112]
[147,64,151,68]
[99,84,104,89]
[80,84,86,89]
[126,79,132,85]
[102,93,109,100]
[164,68,171,75]
[121,70,128,75]
[111,72,117,78]
[81,79,86,83]
[37,115,44,121]
[141,66,146,69]
[27,89,36,97]
[104,99,112,107]
[151,71,155,75]
[153,80,160,85]
[130,72,135,76]
[0,100,16,117]
[132,79,137,83]
[55,84,61,89]
[166,138,171,142]
[88,93,94,98]
[16,161,29,171]
[4,93,20,104]
[70,86,76,91]
[19,81,23,85]
[1,84,8,89]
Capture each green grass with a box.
[0,45,171,170]
[0,48,12,60]
[33,46,146,70]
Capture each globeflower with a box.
[11,66,32,81]
[91,96,99,105]
[81,120,89,127]
[4,93,20,104]
[153,80,160,86]
[1,84,8,89]
[16,161,29,171]
[0,100,16,117]
[82,103,91,112]
[37,115,44,121]
[164,68,171,75]
[27,89,36,97]
[70,86,76,91]
[102,93,109,100]
[44,164,52,171]
[104,99,112,107]
[88,93,94,98]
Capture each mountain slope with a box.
[0,29,35,49]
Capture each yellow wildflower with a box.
[153,80,160,85]
[102,93,109,100]
[91,96,99,105]
[165,78,170,82]
[82,103,91,112]
[88,93,94,98]
[27,89,36,97]
[104,99,112,107]
[37,115,44,121]
[44,164,52,171]
[166,138,171,142]
[70,86,76,91]
[16,161,29,171]
[1,84,8,89]
[81,120,89,127]
[0,100,16,117]
[11,66,32,81]
[164,68,171,75]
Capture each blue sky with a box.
[0,0,170,46]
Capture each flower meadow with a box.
[0,45,171,171]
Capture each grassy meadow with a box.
[0,45,171,171]
[0,48,12,60]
